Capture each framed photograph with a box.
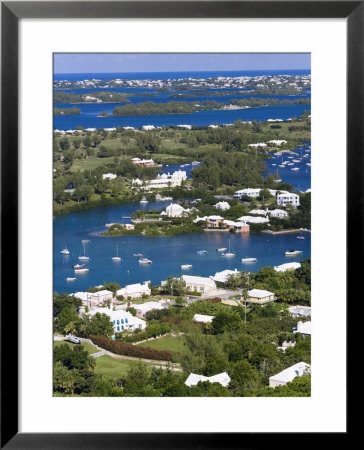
[1,1,358,447]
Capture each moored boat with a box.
[216,248,227,252]
[196,249,208,254]
[181,264,193,270]
[139,258,152,264]
[285,249,303,256]
[74,267,89,273]
[241,257,257,263]
[66,277,77,281]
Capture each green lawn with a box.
[94,355,151,379]
[70,156,118,172]
[136,335,187,354]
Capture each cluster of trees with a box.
[112,98,310,117]
[168,87,307,98]
[53,106,81,115]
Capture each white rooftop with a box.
[248,289,275,298]
[274,262,301,272]
[269,362,310,384]
[185,372,231,387]
[296,321,311,335]
[211,269,238,283]
[182,275,216,286]
[193,314,215,323]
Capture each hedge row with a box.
[90,335,177,362]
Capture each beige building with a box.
[247,289,276,304]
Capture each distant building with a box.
[274,262,301,272]
[247,289,277,304]
[131,158,155,166]
[181,275,217,295]
[132,178,143,186]
[295,320,311,335]
[276,192,300,207]
[267,140,287,146]
[223,220,250,233]
[133,301,167,318]
[268,209,288,219]
[73,290,114,308]
[116,282,151,299]
[87,306,146,333]
[269,362,310,388]
[215,201,231,211]
[102,173,117,180]
[288,305,311,317]
[141,125,155,131]
[193,215,225,228]
[185,372,231,387]
[147,170,187,189]
[193,314,215,323]
[248,143,267,148]
[161,203,190,218]
[237,216,269,224]
[234,188,261,199]
[211,269,239,284]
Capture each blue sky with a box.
[54,53,310,73]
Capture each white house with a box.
[116,282,151,299]
[295,321,311,335]
[185,372,231,387]
[247,289,276,304]
[181,275,217,295]
[214,201,231,211]
[269,362,310,388]
[268,209,288,219]
[274,262,301,272]
[161,203,190,218]
[237,216,269,224]
[87,306,146,333]
[249,209,267,216]
[276,192,300,207]
[193,314,215,323]
[73,290,114,308]
[289,305,311,317]
[132,178,143,186]
[248,142,268,148]
[147,170,187,189]
[177,124,192,129]
[267,139,287,146]
[141,125,155,131]
[102,173,117,180]
[211,269,239,284]
[234,188,261,199]
[133,301,166,318]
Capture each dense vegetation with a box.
[53,106,81,115]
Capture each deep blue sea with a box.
[54,199,310,294]
[53,70,310,130]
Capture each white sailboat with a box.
[60,244,70,255]
[222,240,236,257]
[181,264,193,270]
[112,245,122,261]
[78,240,90,261]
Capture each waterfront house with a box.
[223,220,250,233]
[185,372,231,387]
[247,289,277,304]
[295,320,311,335]
[249,209,268,216]
[141,125,155,131]
[87,306,146,333]
[237,216,269,224]
[193,215,225,228]
[193,314,215,323]
[211,269,239,284]
[147,170,187,189]
[268,209,288,219]
[161,203,190,218]
[116,281,151,299]
[269,362,310,388]
[274,262,301,272]
[214,201,231,211]
[288,305,311,317]
[181,275,217,295]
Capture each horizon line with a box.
[54,68,310,75]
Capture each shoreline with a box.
[260,228,304,235]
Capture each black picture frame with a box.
[1,1,358,448]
